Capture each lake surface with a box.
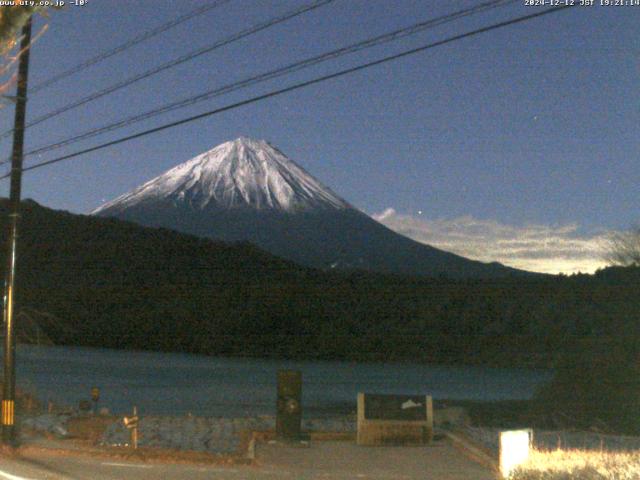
[11,345,552,416]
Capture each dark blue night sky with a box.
[1,0,637,273]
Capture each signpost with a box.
[357,393,433,446]
[91,387,99,414]
[123,406,139,449]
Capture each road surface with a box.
[0,440,497,479]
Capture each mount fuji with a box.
[93,137,526,278]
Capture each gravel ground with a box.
[463,426,640,457]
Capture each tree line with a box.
[0,200,636,371]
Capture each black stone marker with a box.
[276,370,302,439]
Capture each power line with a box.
[14,0,517,164]
[29,0,233,94]
[0,0,336,140]
[0,5,575,182]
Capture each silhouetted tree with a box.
[605,226,640,267]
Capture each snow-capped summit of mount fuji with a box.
[94,137,532,278]
[93,137,349,215]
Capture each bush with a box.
[510,449,640,480]
[534,337,640,434]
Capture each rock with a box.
[100,414,356,454]
[21,413,71,437]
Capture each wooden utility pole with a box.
[2,18,32,445]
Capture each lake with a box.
[11,344,552,416]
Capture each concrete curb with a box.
[445,431,499,473]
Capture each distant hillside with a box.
[0,199,638,367]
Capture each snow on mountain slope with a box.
[93,137,350,215]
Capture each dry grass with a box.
[509,448,640,480]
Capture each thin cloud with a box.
[372,208,609,274]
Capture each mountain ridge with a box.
[94,137,534,278]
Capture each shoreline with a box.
[13,342,558,370]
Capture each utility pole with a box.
[2,18,32,445]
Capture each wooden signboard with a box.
[357,393,433,446]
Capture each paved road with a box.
[256,440,498,480]
[0,440,497,479]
